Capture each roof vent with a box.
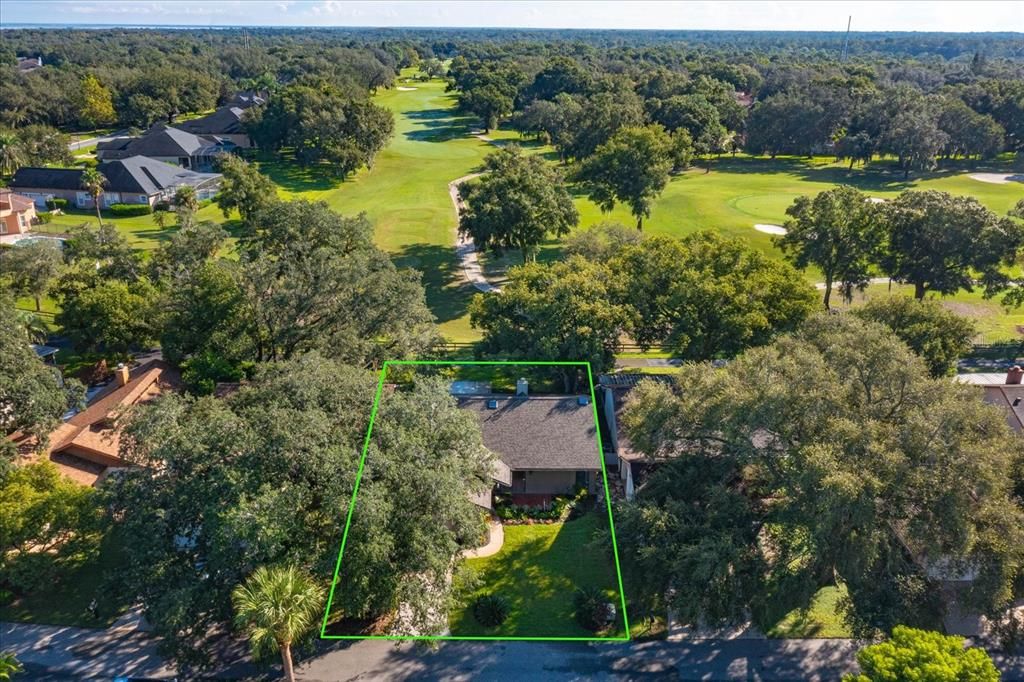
[1014,397,1022,407]
[487,399,498,409]
[577,396,589,406]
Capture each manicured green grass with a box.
[0,531,132,628]
[765,584,853,638]
[254,76,503,341]
[450,513,624,637]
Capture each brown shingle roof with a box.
[457,396,601,471]
[11,360,181,486]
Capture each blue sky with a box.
[2,1,1021,32]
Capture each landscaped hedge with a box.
[45,198,68,210]
[495,487,589,524]
[108,203,153,217]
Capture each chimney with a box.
[1007,366,1024,385]
[115,363,131,387]
[516,378,528,396]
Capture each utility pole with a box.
[840,15,852,61]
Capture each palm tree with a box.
[80,168,107,227]
[0,650,23,681]
[173,185,198,212]
[0,130,23,177]
[232,565,326,682]
[15,309,50,344]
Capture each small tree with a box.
[3,239,63,311]
[778,186,885,310]
[79,168,107,227]
[152,209,169,230]
[0,130,24,177]
[574,125,673,230]
[232,565,326,682]
[843,626,999,682]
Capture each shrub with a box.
[108,203,153,217]
[34,212,52,225]
[573,586,611,631]
[45,198,68,210]
[473,594,510,627]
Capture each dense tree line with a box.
[445,40,1022,176]
[0,28,404,130]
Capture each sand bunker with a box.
[754,224,787,235]
[969,173,1024,185]
[397,86,418,91]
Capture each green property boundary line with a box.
[319,359,631,642]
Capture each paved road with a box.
[6,619,1024,681]
[68,130,128,152]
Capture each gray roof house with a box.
[177,107,253,148]
[10,156,221,209]
[96,124,231,170]
[455,381,604,508]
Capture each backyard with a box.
[449,512,626,638]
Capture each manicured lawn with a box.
[449,513,625,637]
[765,584,853,638]
[0,530,133,628]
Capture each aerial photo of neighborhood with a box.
[1,0,1024,679]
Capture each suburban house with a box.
[454,379,604,508]
[956,366,1024,433]
[177,106,254,148]
[9,156,222,209]
[598,373,675,500]
[0,189,37,236]
[17,56,43,72]
[9,360,181,487]
[225,89,268,108]
[96,123,233,170]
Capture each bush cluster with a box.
[473,593,510,627]
[573,586,612,631]
[45,198,68,210]
[495,487,589,524]
[108,203,153,217]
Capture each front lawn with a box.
[765,584,852,638]
[449,512,625,637]
[0,529,133,628]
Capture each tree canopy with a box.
[778,186,884,310]
[458,145,578,263]
[469,257,628,392]
[574,125,673,230]
[844,626,999,682]
[617,315,1024,636]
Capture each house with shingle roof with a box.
[177,106,254,148]
[96,123,232,170]
[455,380,604,508]
[10,360,181,487]
[10,156,221,209]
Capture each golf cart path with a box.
[449,172,501,293]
